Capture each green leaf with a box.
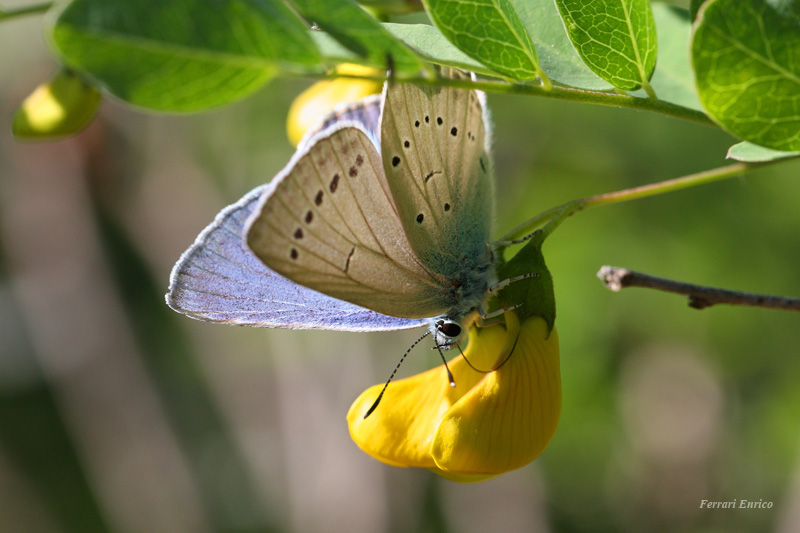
[554,0,658,93]
[48,0,320,112]
[358,0,426,15]
[510,0,611,90]
[646,5,702,110]
[382,23,497,76]
[727,141,800,162]
[311,31,361,65]
[290,0,424,72]
[690,0,704,20]
[692,0,800,151]
[497,235,555,331]
[422,0,546,82]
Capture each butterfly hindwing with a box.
[166,185,428,331]
[246,124,453,319]
[380,68,494,282]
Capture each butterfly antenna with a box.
[435,344,457,388]
[364,330,430,419]
[456,342,491,374]
[456,332,521,373]
[492,333,520,371]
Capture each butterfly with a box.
[167,67,513,351]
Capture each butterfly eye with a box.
[440,322,462,338]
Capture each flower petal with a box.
[431,315,561,475]
[347,324,508,467]
[427,467,497,483]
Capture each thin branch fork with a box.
[597,266,800,312]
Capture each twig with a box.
[597,266,800,312]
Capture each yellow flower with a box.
[347,312,561,482]
[286,64,382,146]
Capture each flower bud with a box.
[13,69,101,141]
[286,64,382,146]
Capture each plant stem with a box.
[321,71,715,127]
[501,162,758,242]
[0,2,51,21]
[584,162,750,207]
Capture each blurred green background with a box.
[2,2,800,532]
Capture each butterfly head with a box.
[431,318,464,348]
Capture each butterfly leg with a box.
[492,229,542,247]
[477,302,523,325]
[488,272,541,294]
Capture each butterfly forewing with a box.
[380,68,494,281]
[247,125,453,319]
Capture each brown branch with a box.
[597,266,800,312]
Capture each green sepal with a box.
[496,235,556,333]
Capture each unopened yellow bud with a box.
[287,64,382,146]
[13,69,101,141]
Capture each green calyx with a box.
[495,234,556,333]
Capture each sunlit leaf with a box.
[290,0,423,72]
[510,0,611,90]
[690,0,704,20]
[49,0,320,112]
[382,23,496,76]
[554,0,657,92]
[646,5,701,110]
[422,0,545,82]
[311,31,361,65]
[727,141,800,162]
[692,0,800,150]
[358,0,424,15]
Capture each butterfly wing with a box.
[246,124,453,319]
[297,94,381,152]
[379,68,494,281]
[167,185,428,331]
